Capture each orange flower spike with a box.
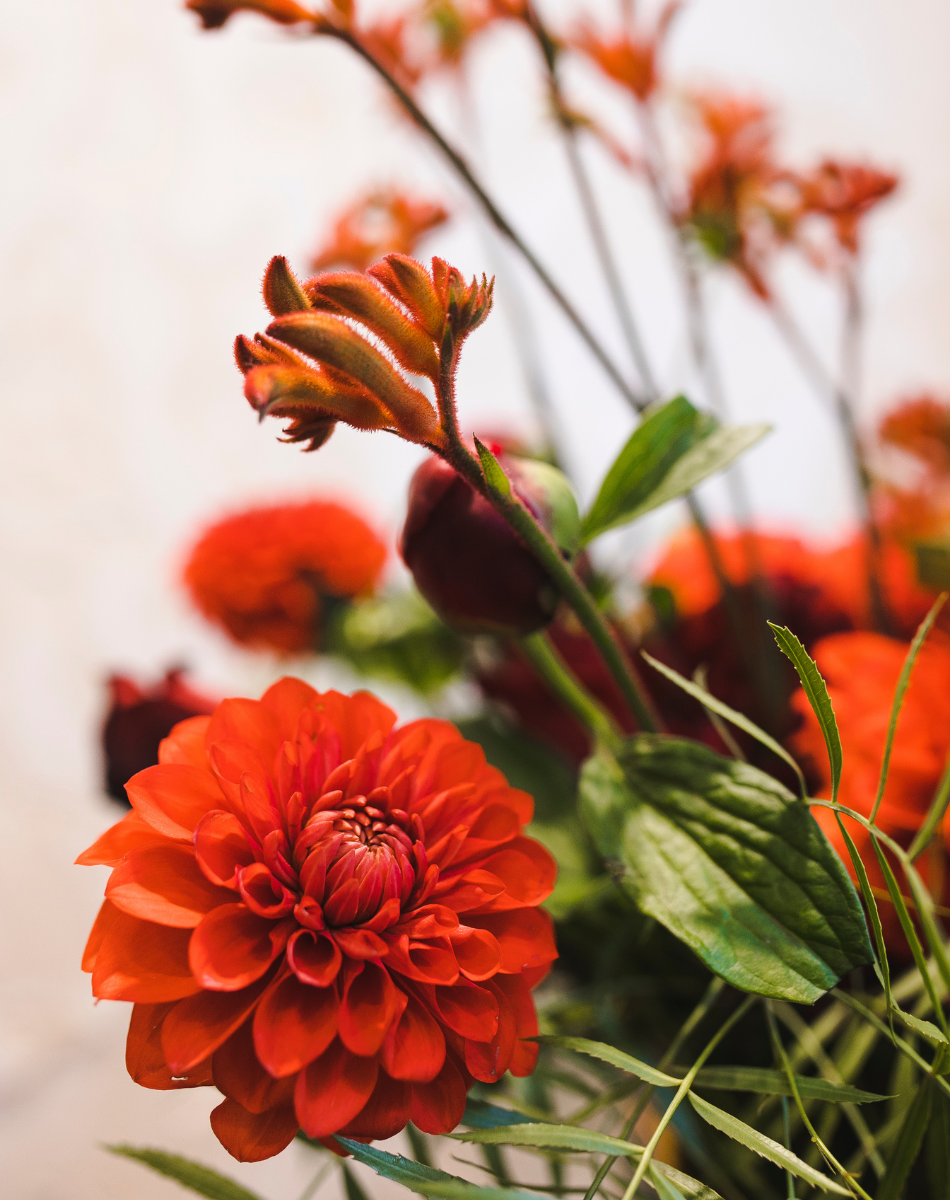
[185,0,315,30]
[80,680,557,1161]
[265,311,442,444]
[571,2,681,103]
[311,190,450,274]
[368,253,447,341]
[799,159,898,254]
[305,272,441,380]
[263,256,313,317]
[243,363,393,441]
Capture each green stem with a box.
[443,439,660,734]
[909,749,950,861]
[520,632,623,750]
[621,995,757,1200]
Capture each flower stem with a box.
[318,25,645,412]
[519,631,623,750]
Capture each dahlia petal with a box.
[162,970,275,1073]
[82,899,117,972]
[338,961,404,1056]
[392,903,459,938]
[385,935,459,986]
[213,1020,296,1113]
[333,928,388,959]
[434,869,505,913]
[430,980,498,1042]
[92,909,200,1002]
[463,980,515,1083]
[259,677,321,740]
[452,927,503,982]
[76,811,168,867]
[492,972,539,1077]
[238,862,296,918]
[510,1037,540,1076]
[465,804,522,845]
[159,715,212,768]
[189,904,294,991]
[288,929,341,987]
[479,781,533,827]
[210,1097,298,1163]
[106,844,234,928]
[254,972,339,1077]
[206,698,283,771]
[194,810,255,888]
[313,690,397,760]
[467,908,557,973]
[126,1002,213,1090]
[207,740,268,816]
[410,1055,467,1135]
[323,877,361,925]
[472,838,558,910]
[337,1073,412,1141]
[378,992,445,1082]
[126,764,227,839]
[295,1038,379,1138]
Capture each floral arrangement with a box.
[87,3,950,1199]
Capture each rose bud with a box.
[102,669,217,806]
[400,451,580,635]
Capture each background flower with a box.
[183,500,386,654]
[79,679,557,1161]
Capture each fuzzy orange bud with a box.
[263,255,313,316]
[368,254,447,340]
[185,0,314,29]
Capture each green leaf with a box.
[451,1124,640,1157]
[650,1165,723,1200]
[104,1146,264,1200]
[580,736,873,1003]
[769,624,842,804]
[334,1138,541,1200]
[641,652,806,797]
[648,1166,687,1200]
[531,1035,680,1087]
[687,1094,850,1194]
[462,1100,542,1129]
[878,1076,934,1200]
[834,813,893,1011]
[689,1065,888,1103]
[342,1164,371,1200]
[581,396,703,543]
[475,437,512,497]
[512,458,581,558]
[893,1005,948,1046]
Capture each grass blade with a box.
[532,1035,680,1087]
[770,624,841,803]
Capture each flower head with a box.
[874,395,950,543]
[238,254,492,452]
[311,190,450,273]
[185,0,315,30]
[104,670,217,806]
[798,159,898,255]
[79,680,557,1160]
[570,2,680,103]
[183,499,386,653]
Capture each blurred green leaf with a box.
[687,1095,850,1194]
[513,458,582,558]
[580,735,873,1003]
[878,1077,934,1200]
[333,1138,540,1200]
[687,1065,888,1103]
[104,1146,263,1200]
[342,1164,371,1200]
[913,540,950,590]
[329,588,464,695]
[462,1100,541,1129]
[451,1123,640,1156]
[532,1034,680,1086]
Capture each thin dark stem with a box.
[318,25,646,412]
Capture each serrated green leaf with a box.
[462,1100,542,1129]
[687,1094,850,1194]
[650,1163,722,1200]
[532,1035,680,1087]
[770,624,842,804]
[334,1138,541,1200]
[688,1065,888,1103]
[580,736,873,1003]
[893,1005,948,1045]
[581,396,702,543]
[474,437,512,497]
[104,1146,264,1200]
[648,1165,688,1200]
[451,1124,640,1157]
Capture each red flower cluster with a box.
[571,2,680,104]
[792,631,950,950]
[798,160,898,255]
[875,394,950,544]
[183,500,386,654]
[311,190,449,274]
[80,680,557,1161]
[103,670,217,805]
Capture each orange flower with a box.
[238,254,492,452]
[311,190,450,273]
[791,631,950,950]
[104,670,217,806]
[570,2,680,103]
[79,679,557,1161]
[183,500,386,653]
[798,159,898,255]
[875,394,950,543]
[185,0,314,30]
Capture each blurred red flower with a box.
[79,679,556,1161]
[311,190,450,274]
[103,670,217,806]
[183,500,386,654]
[571,2,680,103]
[875,394,950,543]
[791,631,950,951]
[798,159,898,255]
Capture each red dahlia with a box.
[79,679,557,1161]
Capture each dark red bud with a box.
[400,455,562,635]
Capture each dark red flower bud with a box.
[102,669,217,806]
[400,453,579,635]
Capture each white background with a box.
[2,0,949,1195]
